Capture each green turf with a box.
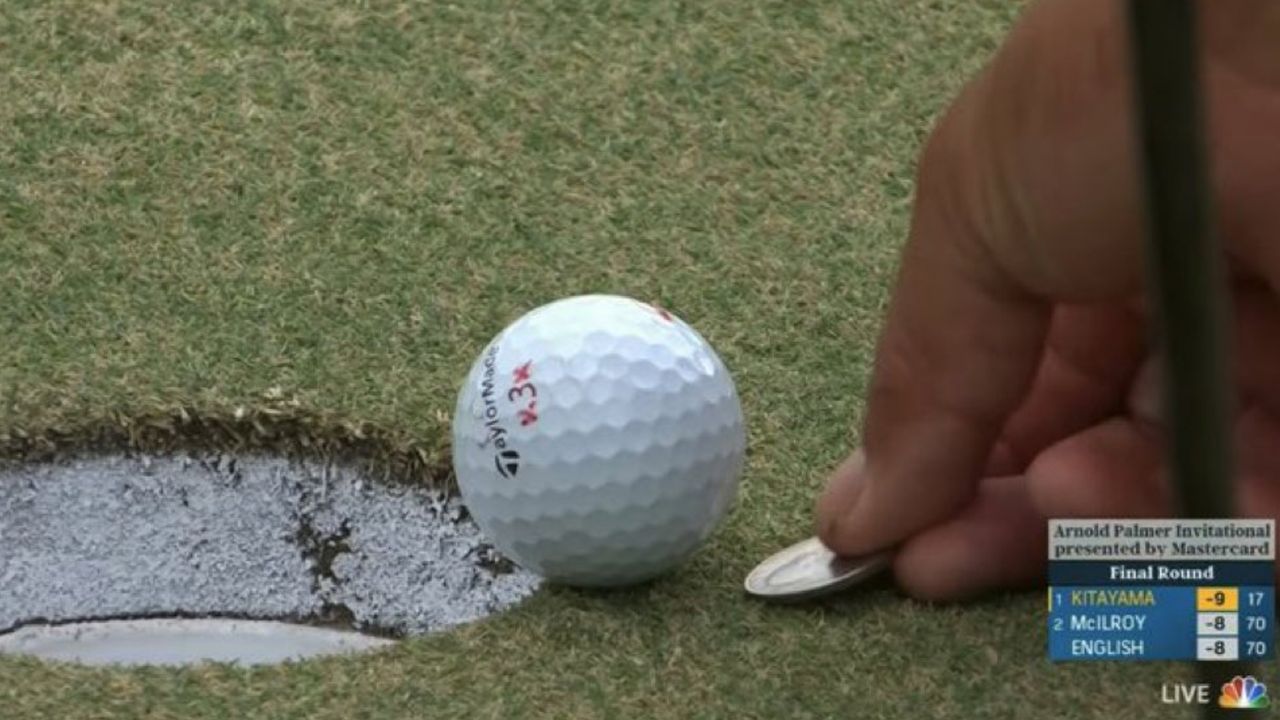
[0,1,1209,717]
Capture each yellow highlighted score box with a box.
[1196,587,1239,612]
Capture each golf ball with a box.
[451,294,746,587]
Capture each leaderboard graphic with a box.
[1048,519,1275,662]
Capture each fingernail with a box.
[817,448,868,547]
[1127,356,1163,425]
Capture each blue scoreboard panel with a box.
[1048,520,1275,662]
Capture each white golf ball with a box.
[451,294,746,587]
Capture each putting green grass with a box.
[1,1,1202,717]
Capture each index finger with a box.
[817,0,1147,555]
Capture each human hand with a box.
[815,0,1280,600]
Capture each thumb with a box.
[815,130,1051,554]
[817,0,1146,555]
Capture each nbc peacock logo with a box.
[1219,676,1270,710]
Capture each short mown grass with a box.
[1,2,1202,717]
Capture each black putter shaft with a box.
[1126,0,1252,710]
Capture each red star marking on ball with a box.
[512,361,533,383]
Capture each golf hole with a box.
[0,452,541,667]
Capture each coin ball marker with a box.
[743,537,892,602]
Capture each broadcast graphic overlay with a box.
[1049,520,1274,662]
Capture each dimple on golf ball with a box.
[451,294,746,587]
